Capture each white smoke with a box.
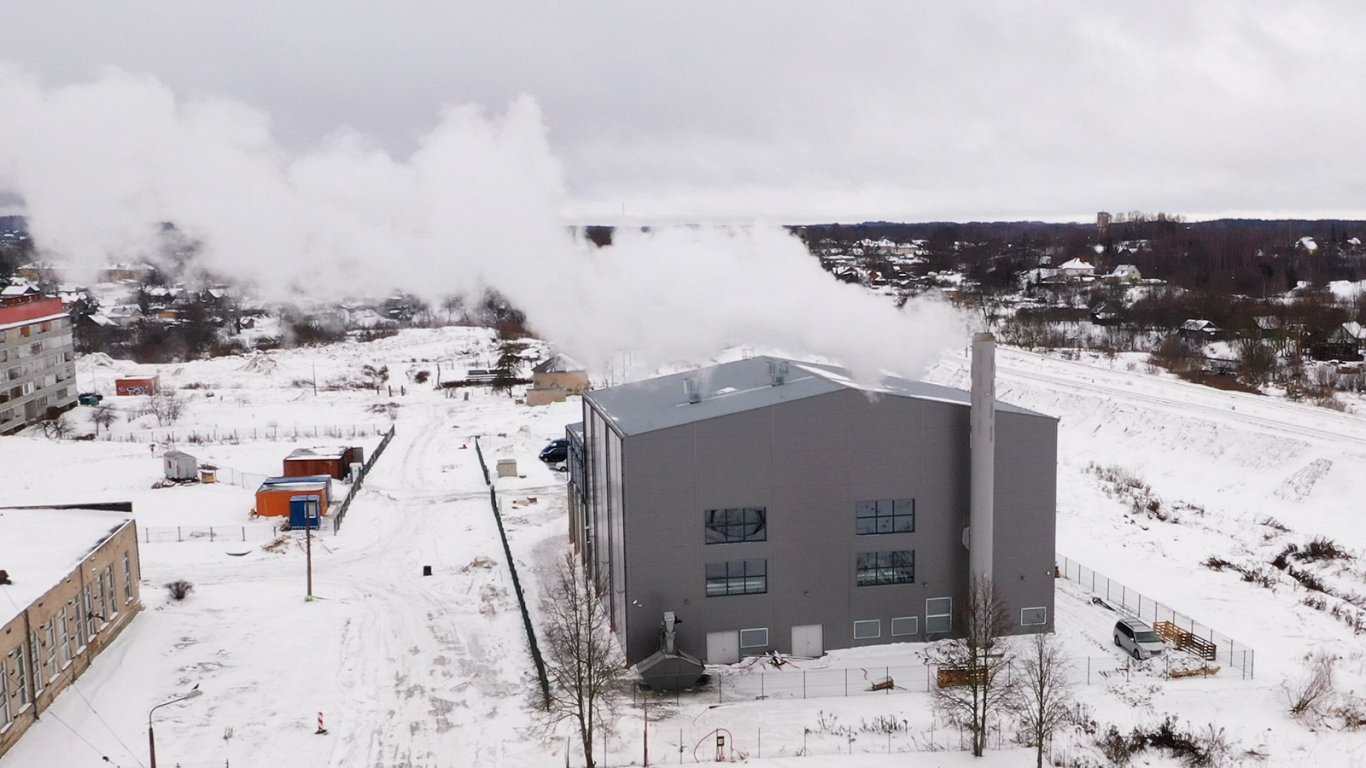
[0,65,965,379]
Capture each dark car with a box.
[539,439,570,464]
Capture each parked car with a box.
[538,438,569,465]
[1113,618,1165,660]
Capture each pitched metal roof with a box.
[584,355,1048,436]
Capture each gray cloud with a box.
[4,1,1364,221]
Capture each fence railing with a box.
[1058,555,1255,679]
[474,436,551,708]
[333,425,396,532]
[140,524,281,544]
[100,423,390,445]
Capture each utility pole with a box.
[643,696,649,767]
[312,361,317,396]
[305,501,315,600]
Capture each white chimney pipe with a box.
[969,332,995,585]
[684,377,700,404]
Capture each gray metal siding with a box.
[615,387,1060,663]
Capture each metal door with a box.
[791,624,824,657]
[705,631,739,664]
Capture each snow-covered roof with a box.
[1181,319,1218,332]
[1299,236,1318,252]
[1339,322,1366,341]
[1110,264,1140,278]
[584,355,1050,437]
[1057,258,1095,271]
[0,506,135,626]
[285,446,350,461]
[257,476,331,493]
[533,353,586,374]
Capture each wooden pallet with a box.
[1153,621,1217,661]
[936,666,988,688]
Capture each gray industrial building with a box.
[565,337,1057,665]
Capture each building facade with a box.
[0,296,77,435]
[0,505,142,758]
[567,355,1057,665]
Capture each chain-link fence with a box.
[140,524,281,543]
[100,423,389,445]
[1058,555,1255,679]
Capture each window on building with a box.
[57,609,71,669]
[13,650,29,706]
[19,326,30,338]
[926,597,953,634]
[856,498,915,535]
[104,566,117,619]
[1,658,10,729]
[84,585,98,637]
[1021,607,1048,627]
[739,628,769,649]
[705,559,767,596]
[40,321,51,333]
[853,619,881,640]
[855,550,914,586]
[704,507,767,544]
[43,622,56,677]
[30,635,45,693]
[123,552,134,602]
[890,616,919,637]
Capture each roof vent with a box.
[768,360,789,386]
[684,377,700,404]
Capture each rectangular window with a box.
[856,498,915,535]
[30,635,44,693]
[14,650,29,705]
[104,566,117,619]
[926,597,953,634]
[0,658,10,729]
[123,552,134,602]
[43,622,56,676]
[85,585,98,637]
[739,628,769,649]
[57,609,71,669]
[853,619,881,640]
[705,559,767,597]
[704,507,767,544]
[1021,607,1048,626]
[890,616,919,637]
[855,550,915,586]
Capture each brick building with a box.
[0,504,142,759]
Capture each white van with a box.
[1113,618,1165,660]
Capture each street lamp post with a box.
[147,687,202,768]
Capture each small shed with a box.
[163,449,198,481]
[282,446,362,480]
[255,476,332,528]
[527,354,590,406]
[115,375,160,396]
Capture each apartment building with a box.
[0,504,142,759]
[0,296,77,434]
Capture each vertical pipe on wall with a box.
[969,332,996,585]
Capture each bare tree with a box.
[1011,631,1075,768]
[41,413,72,440]
[541,552,621,768]
[147,387,185,426]
[91,403,117,435]
[1285,650,1336,721]
[930,577,1015,757]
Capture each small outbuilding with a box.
[255,476,332,528]
[115,375,160,396]
[526,354,590,406]
[162,449,198,481]
[282,446,363,480]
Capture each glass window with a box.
[856,498,915,535]
[855,550,915,586]
[705,559,767,597]
[891,616,919,637]
[1021,607,1047,626]
[123,553,134,602]
[704,507,767,544]
[926,597,953,634]
[14,650,29,705]
[57,609,71,669]
[0,659,9,728]
[739,628,769,649]
[853,619,881,640]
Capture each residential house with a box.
[1056,258,1096,280]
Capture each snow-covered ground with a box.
[3,330,1366,767]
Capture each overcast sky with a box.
[3,1,1365,223]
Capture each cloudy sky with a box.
[4,1,1364,224]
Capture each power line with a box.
[71,682,147,768]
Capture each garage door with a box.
[791,624,823,657]
[706,631,740,664]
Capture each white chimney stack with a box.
[969,332,996,585]
[684,377,700,404]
